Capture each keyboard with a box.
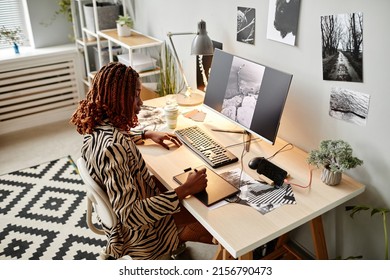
[175,126,238,168]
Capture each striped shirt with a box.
[81,122,181,259]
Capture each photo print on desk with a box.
[266,0,301,46]
[321,12,363,82]
[329,87,370,126]
[132,105,166,131]
[220,168,296,215]
[237,7,255,45]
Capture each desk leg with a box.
[213,243,223,260]
[310,216,328,260]
[262,216,329,260]
[238,251,253,260]
[213,216,328,260]
[212,242,253,260]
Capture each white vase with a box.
[321,168,342,186]
[116,23,131,37]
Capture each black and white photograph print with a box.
[237,7,255,45]
[329,87,370,126]
[266,0,301,46]
[132,105,166,131]
[220,168,296,215]
[221,56,265,128]
[321,12,363,82]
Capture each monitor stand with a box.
[211,128,252,152]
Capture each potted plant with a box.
[116,15,133,37]
[0,25,23,54]
[307,139,363,185]
[158,42,184,101]
[346,205,389,259]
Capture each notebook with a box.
[173,165,240,206]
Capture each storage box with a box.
[117,53,157,72]
[83,3,120,40]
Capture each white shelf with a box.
[71,0,162,88]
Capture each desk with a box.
[139,97,365,259]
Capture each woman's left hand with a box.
[145,131,182,150]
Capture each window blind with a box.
[0,0,29,49]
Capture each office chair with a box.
[77,157,131,259]
[76,157,184,260]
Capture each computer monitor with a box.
[203,49,293,145]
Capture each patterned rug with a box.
[0,156,107,260]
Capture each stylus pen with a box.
[211,128,245,134]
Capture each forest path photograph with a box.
[326,50,361,81]
[321,12,363,82]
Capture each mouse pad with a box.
[173,165,239,207]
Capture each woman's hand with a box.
[144,131,182,150]
[175,168,208,200]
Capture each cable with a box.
[224,134,262,149]
[266,143,294,160]
[225,132,247,203]
[258,142,311,189]
[283,164,314,189]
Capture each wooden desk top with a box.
[139,97,365,258]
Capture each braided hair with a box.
[70,62,140,134]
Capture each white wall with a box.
[133,0,390,259]
[25,0,73,48]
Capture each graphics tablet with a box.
[173,165,239,206]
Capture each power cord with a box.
[266,143,294,160]
[267,142,313,189]
[225,132,248,203]
[283,164,314,189]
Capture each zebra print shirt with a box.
[81,122,181,259]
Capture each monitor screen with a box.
[203,49,293,144]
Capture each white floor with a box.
[0,120,82,175]
[0,120,217,259]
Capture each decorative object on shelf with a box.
[167,20,214,106]
[116,15,133,37]
[307,139,363,186]
[0,25,23,54]
[83,2,120,40]
[346,205,389,260]
[13,42,19,54]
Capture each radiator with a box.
[0,48,83,134]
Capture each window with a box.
[0,0,29,49]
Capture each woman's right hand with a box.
[175,168,208,200]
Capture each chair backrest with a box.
[76,157,117,235]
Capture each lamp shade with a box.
[191,20,214,56]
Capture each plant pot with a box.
[83,2,120,40]
[321,168,342,186]
[116,23,131,37]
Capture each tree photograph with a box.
[321,12,363,82]
[237,7,256,45]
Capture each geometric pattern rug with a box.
[0,156,107,260]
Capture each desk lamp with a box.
[167,20,214,106]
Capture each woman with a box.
[70,62,213,260]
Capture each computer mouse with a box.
[248,157,264,169]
